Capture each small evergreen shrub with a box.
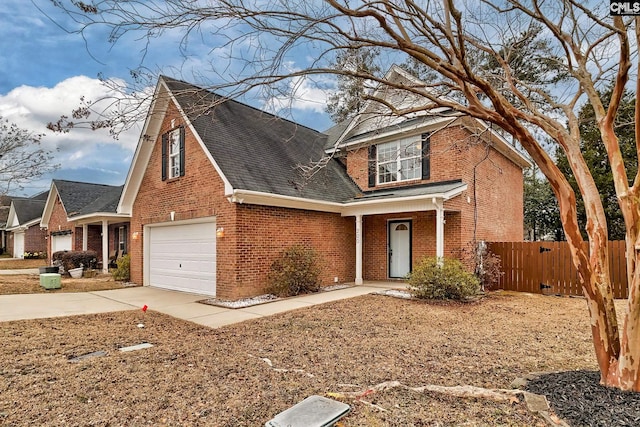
[408,256,480,300]
[111,254,130,281]
[267,245,321,297]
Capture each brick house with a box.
[40,180,130,271]
[5,192,48,258]
[118,66,530,299]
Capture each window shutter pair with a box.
[366,134,431,187]
[161,126,186,181]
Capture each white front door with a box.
[389,221,411,278]
[13,232,25,258]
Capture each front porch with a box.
[75,218,130,273]
[341,182,467,284]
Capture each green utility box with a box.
[40,273,61,290]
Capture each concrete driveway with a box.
[0,284,397,328]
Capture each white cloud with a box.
[0,75,143,150]
[264,74,332,115]
[0,75,147,194]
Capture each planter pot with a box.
[68,267,83,279]
[39,266,59,274]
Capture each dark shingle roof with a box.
[53,180,123,217]
[162,77,362,203]
[11,197,46,224]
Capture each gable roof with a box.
[328,65,531,169]
[119,76,362,213]
[41,180,125,228]
[5,196,47,231]
[164,77,361,203]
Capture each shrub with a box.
[24,251,46,259]
[267,245,322,297]
[52,250,98,274]
[407,257,480,300]
[111,254,130,281]
[475,248,503,291]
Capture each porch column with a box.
[435,200,445,258]
[102,220,109,273]
[355,214,363,285]
[82,224,88,251]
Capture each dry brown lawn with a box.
[0,292,601,426]
[0,274,132,295]
[0,258,47,270]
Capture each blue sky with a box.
[0,0,334,197]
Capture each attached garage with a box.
[146,220,217,296]
[13,232,25,259]
[51,233,72,253]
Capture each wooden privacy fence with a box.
[487,241,629,299]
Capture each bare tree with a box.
[50,0,640,390]
[0,118,57,195]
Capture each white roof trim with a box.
[118,77,234,214]
[70,213,131,225]
[39,182,61,229]
[328,116,456,153]
[6,217,42,232]
[332,65,440,148]
[5,203,18,229]
[230,183,467,216]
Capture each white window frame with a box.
[377,137,422,184]
[118,226,126,252]
[168,128,181,179]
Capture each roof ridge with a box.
[161,75,324,134]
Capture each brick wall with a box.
[131,101,358,299]
[7,233,14,257]
[362,210,462,281]
[233,204,355,299]
[130,102,238,296]
[24,226,47,253]
[47,194,80,262]
[346,124,524,278]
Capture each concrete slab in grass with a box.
[242,299,313,316]
[93,287,204,309]
[191,310,263,328]
[160,302,230,320]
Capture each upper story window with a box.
[368,133,430,188]
[377,138,422,184]
[168,129,181,179]
[161,126,185,181]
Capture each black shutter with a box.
[161,133,168,181]
[179,126,186,177]
[368,144,377,188]
[421,134,431,180]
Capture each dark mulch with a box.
[525,370,640,427]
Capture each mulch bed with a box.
[526,370,640,426]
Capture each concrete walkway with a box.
[0,268,40,275]
[0,284,399,327]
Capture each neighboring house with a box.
[40,180,130,271]
[0,195,11,254]
[118,66,530,299]
[5,192,48,258]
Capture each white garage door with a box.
[13,232,25,259]
[52,234,72,253]
[148,221,216,296]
